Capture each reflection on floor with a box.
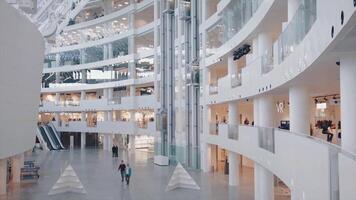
[1,149,290,200]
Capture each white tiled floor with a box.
[1,149,290,200]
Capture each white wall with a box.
[0,1,44,159]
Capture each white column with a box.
[254,95,274,200]
[70,136,74,149]
[228,54,237,77]
[55,93,60,105]
[258,32,272,58]
[288,0,301,22]
[258,95,274,127]
[130,85,135,96]
[200,142,211,172]
[103,134,108,150]
[289,86,310,134]
[0,159,7,195]
[129,135,135,150]
[228,151,240,186]
[81,69,87,83]
[228,101,238,125]
[254,163,274,200]
[108,43,113,59]
[80,90,86,100]
[253,98,260,125]
[11,154,24,183]
[81,132,86,149]
[340,54,356,154]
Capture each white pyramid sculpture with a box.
[165,163,200,191]
[48,164,86,195]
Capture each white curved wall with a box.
[0,1,44,159]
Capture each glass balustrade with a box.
[258,126,275,153]
[231,73,242,88]
[209,82,218,94]
[228,124,239,140]
[209,123,219,135]
[206,0,263,57]
[274,0,317,64]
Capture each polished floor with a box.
[1,149,290,200]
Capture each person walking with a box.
[118,160,126,182]
[125,164,132,185]
[112,145,115,157]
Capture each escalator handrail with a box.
[48,123,65,149]
[43,125,60,150]
[38,126,54,150]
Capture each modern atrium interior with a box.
[1,0,356,199]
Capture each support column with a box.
[254,95,274,200]
[254,163,274,200]
[129,135,135,150]
[289,86,310,134]
[108,43,113,59]
[340,54,356,154]
[0,159,7,195]
[258,32,272,58]
[228,54,237,78]
[11,154,24,183]
[81,69,87,83]
[288,0,301,22]
[81,132,86,149]
[103,134,109,151]
[228,151,240,186]
[228,101,238,125]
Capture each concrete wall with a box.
[0,1,44,159]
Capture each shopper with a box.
[321,121,333,142]
[125,164,132,185]
[112,145,115,157]
[118,160,126,182]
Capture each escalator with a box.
[46,124,65,149]
[38,126,54,150]
[44,125,63,150]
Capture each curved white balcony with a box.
[39,95,156,112]
[207,0,356,105]
[41,74,154,93]
[53,120,156,136]
[63,0,153,33]
[205,125,356,200]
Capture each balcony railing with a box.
[209,123,219,135]
[231,73,242,88]
[228,124,239,140]
[258,126,275,153]
[209,83,218,94]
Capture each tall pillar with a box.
[129,135,135,150]
[228,54,237,77]
[11,154,24,183]
[0,159,7,195]
[80,90,86,100]
[253,98,259,125]
[340,54,356,154]
[81,69,87,83]
[55,92,60,105]
[254,95,274,200]
[228,151,240,186]
[130,85,135,96]
[228,101,238,125]
[289,86,310,134]
[81,132,86,149]
[108,43,113,59]
[254,163,274,200]
[103,134,108,151]
[288,0,301,22]
[258,32,272,58]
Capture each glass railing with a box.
[274,0,317,64]
[209,123,219,135]
[57,101,80,106]
[231,73,242,88]
[107,97,122,105]
[209,82,218,94]
[206,0,263,57]
[258,126,275,153]
[228,124,239,140]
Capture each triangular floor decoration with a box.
[48,164,86,195]
[165,163,200,191]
